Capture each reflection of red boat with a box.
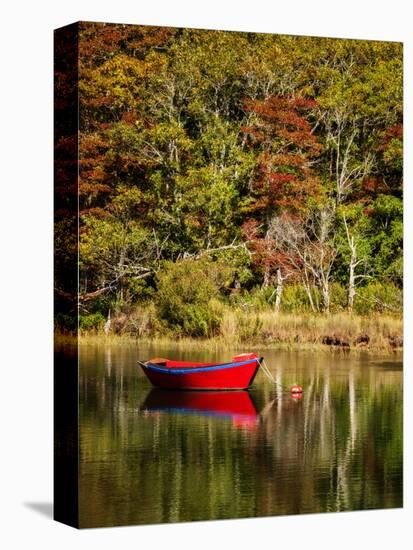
[138,353,262,390]
[142,389,259,428]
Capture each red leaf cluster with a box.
[243,96,321,156]
[377,123,403,152]
[79,23,175,67]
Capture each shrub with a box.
[124,303,157,337]
[330,283,347,312]
[229,285,277,310]
[354,282,402,315]
[281,284,321,313]
[79,312,105,331]
[156,258,232,337]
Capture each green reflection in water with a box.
[77,346,402,528]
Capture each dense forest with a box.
[55,23,403,343]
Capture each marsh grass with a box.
[219,310,402,351]
[69,310,402,355]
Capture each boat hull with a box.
[142,389,259,427]
[139,358,262,390]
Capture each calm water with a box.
[76,345,403,528]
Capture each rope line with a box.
[258,358,302,395]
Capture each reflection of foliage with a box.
[78,349,403,527]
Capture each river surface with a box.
[76,345,403,528]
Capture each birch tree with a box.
[269,205,337,312]
[311,40,403,204]
[342,215,371,310]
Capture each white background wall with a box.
[0,1,410,548]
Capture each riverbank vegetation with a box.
[73,308,402,353]
[55,24,403,351]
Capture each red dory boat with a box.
[138,353,262,390]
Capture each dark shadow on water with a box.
[24,502,53,519]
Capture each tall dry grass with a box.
[219,309,402,351]
[73,308,402,354]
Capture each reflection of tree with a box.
[335,370,357,510]
[256,363,402,516]
[78,348,402,527]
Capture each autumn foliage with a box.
[55,23,403,329]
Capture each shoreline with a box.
[56,312,402,357]
[55,336,403,358]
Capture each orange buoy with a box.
[290,385,303,395]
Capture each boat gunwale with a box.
[141,358,262,375]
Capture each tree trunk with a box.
[303,269,317,312]
[303,282,316,312]
[347,231,358,311]
[262,263,271,288]
[348,255,356,311]
[344,217,358,312]
[262,229,272,288]
[321,280,330,312]
[274,268,283,312]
